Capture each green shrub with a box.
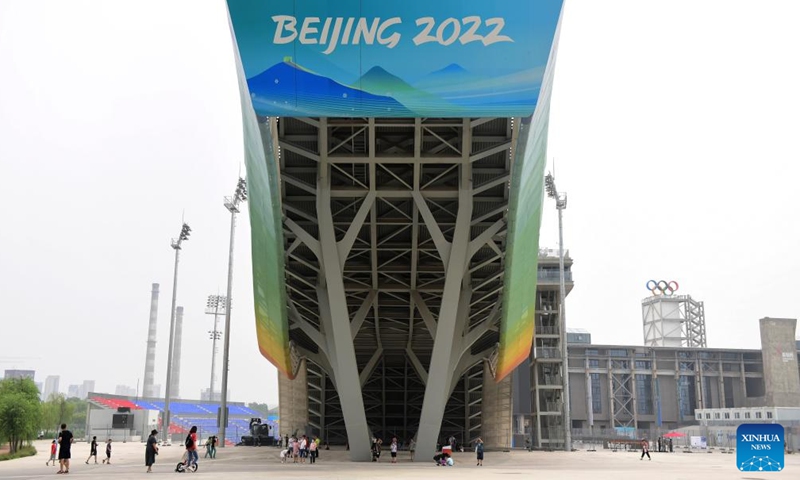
[0,445,37,461]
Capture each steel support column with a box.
[315,121,372,461]
[415,123,474,456]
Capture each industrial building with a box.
[563,318,800,450]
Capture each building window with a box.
[635,360,651,370]
[679,361,694,371]
[744,412,751,419]
[706,413,711,419]
[611,359,629,369]
[678,376,695,416]
[734,412,740,419]
[714,413,720,419]
[702,377,713,408]
[588,359,600,368]
[767,412,773,419]
[635,375,653,414]
[755,412,762,419]
[609,349,628,357]
[585,349,598,356]
[590,373,602,414]
[724,413,730,419]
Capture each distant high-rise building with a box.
[67,384,81,398]
[150,384,162,398]
[115,385,137,397]
[200,388,230,402]
[35,382,43,398]
[44,375,60,401]
[80,380,96,399]
[4,369,35,380]
[143,283,160,398]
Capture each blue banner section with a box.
[227,0,563,117]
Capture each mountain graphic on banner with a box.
[355,66,462,116]
[247,60,414,117]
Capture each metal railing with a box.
[539,248,570,259]
[535,326,560,335]
[534,347,561,359]
[537,271,573,282]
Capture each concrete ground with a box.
[0,439,797,479]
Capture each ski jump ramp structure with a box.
[226,0,565,460]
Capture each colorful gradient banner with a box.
[230,18,294,379]
[495,16,563,382]
[227,0,563,117]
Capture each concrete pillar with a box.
[481,362,512,450]
[279,358,309,437]
[759,318,800,407]
[170,306,183,399]
[143,283,159,398]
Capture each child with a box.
[280,448,288,463]
[46,440,57,466]
[102,439,112,464]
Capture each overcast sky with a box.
[1,0,799,407]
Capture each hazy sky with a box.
[1,0,799,407]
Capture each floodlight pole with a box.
[219,178,246,448]
[546,174,571,452]
[205,295,225,401]
[163,222,190,445]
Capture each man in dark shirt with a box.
[57,423,74,474]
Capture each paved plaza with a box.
[0,440,797,479]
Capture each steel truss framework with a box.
[642,295,707,348]
[273,116,516,459]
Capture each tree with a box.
[40,393,75,437]
[246,402,271,417]
[0,378,42,453]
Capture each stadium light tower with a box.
[205,295,228,401]
[219,177,247,447]
[545,172,571,452]
[163,222,191,444]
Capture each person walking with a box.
[390,437,398,463]
[57,423,74,474]
[309,437,317,464]
[46,440,57,466]
[640,438,651,460]
[448,435,456,451]
[475,437,485,466]
[204,437,211,458]
[292,435,300,463]
[85,436,98,464]
[210,435,217,459]
[408,438,416,462]
[145,429,159,473]
[669,438,673,453]
[102,439,112,464]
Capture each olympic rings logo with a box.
[646,280,679,296]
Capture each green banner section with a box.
[496,18,562,381]
[231,25,294,379]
